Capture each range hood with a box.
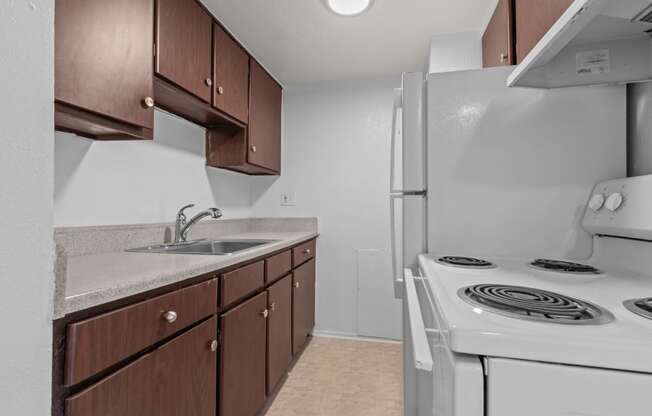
[508,0,652,88]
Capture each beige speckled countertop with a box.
[54,219,317,319]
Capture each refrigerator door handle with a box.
[390,194,402,298]
[390,88,403,194]
[404,268,434,372]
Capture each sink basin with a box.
[126,239,276,255]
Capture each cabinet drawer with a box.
[265,250,291,283]
[221,261,265,307]
[66,316,218,416]
[65,278,217,386]
[292,239,316,267]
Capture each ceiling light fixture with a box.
[324,0,374,17]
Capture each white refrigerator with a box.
[392,67,626,416]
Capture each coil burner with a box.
[437,256,496,269]
[458,284,613,325]
[529,259,602,275]
[624,298,652,321]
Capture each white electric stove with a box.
[404,175,652,416]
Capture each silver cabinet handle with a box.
[269,302,276,312]
[205,78,213,87]
[142,96,155,108]
[163,310,178,323]
[209,340,218,352]
[500,53,508,63]
[217,86,224,95]
[250,145,257,153]
[261,309,269,319]
[303,249,311,255]
[294,281,300,289]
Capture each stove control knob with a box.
[588,194,605,212]
[605,193,624,212]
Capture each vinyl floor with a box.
[266,336,403,416]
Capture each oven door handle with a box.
[404,268,434,372]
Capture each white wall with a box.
[250,78,403,339]
[0,1,55,414]
[55,110,254,226]
[429,31,483,74]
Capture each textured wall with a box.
[250,78,403,338]
[55,110,254,226]
[0,0,55,413]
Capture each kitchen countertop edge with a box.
[56,232,318,319]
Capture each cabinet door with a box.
[220,292,267,416]
[292,258,316,354]
[156,0,213,102]
[515,0,573,63]
[55,0,154,129]
[66,316,218,416]
[213,23,250,123]
[248,60,282,173]
[482,0,514,68]
[267,274,293,393]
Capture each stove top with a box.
[419,251,652,373]
[624,298,652,320]
[458,284,613,325]
[436,256,495,269]
[529,259,602,275]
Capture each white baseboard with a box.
[312,330,402,344]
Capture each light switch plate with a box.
[280,192,296,206]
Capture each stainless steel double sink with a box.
[126,239,276,255]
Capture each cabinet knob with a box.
[217,86,225,95]
[294,281,300,289]
[209,340,218,352]
[304,249,311,255]
[250,145,257,153]
[205,78,213,87]
[500,53,508,63]
[261,309,269,319]
[142,96,155,109]
[162,310,178,323]
[269,302,276,312]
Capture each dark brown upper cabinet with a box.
[155,0,213,103]
[482,0,514,68]
[206,60,282,176]
[482,0,573,68]
[248,60,283,173]
[54,0,155,140]
[219,292,268,416]
[213,23,250,124]
[66,316,217,416]
[515,0,574,64]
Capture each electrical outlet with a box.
[280,192,296,206]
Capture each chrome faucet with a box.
[174,204,223,243]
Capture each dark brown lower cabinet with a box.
[220,292,268,416]
[65,316,217,416]
[292,258,316,354]
[267,274,293,393]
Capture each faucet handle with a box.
[177,204,195,218]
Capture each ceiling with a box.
[203,0,497,86]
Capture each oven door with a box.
[404,268,484,416]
